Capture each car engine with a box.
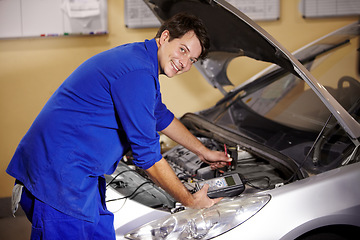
[106,136,288,211]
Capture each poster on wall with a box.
[300,0,360,18]
[226,0,280,21]
[124,0,160,28]
[124,0,280,29]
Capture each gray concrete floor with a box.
[0,215,31,239]
[0,197,31,239]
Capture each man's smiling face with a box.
[157,30,202,78]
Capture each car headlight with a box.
[125,194,271,239]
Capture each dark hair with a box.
[155,12,210,59]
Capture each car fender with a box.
[214,162,360,239]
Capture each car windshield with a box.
[198,34,359,172]
[240,37,360,133]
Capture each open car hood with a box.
[144,0,360,140]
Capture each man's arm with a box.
[145,157,220,209]
[161,117,231,169]
[146,117,232,209]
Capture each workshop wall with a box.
[0,0,357,198]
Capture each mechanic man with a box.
[7,13,231,239]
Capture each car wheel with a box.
[296,225,360,240]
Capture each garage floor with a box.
[0,198,31,240]
[0,216,31,239]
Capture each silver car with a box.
[105,0,360,239]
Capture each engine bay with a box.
[105,136,289,211]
